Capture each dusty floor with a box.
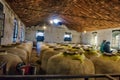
[30,48,39,63]
[30,48,45,75]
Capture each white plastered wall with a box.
[0,0,25,45]
[25,25,81,43]
[81,27,120,46]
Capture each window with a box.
[91,32,98,46]
[20,27,24,42]
[0,3,4,38]
[13,18,18,42]
[0,2,3,12]
[0,13,4,38]
[112,30,120,49]
[36,30,44,42]
[64,32,72,41]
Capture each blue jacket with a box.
[100,42,105,53]
[36,36,44,42]
[103,42,112,53]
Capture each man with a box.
[103,41,112,53]
[100,40,106,53]
[36,36,44,56]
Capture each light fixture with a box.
[53,19,60,24]
[50,20,53,24]
[43,24,47,30]
[49,18,61,25]
[83,30,86,33]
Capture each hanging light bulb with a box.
[84,30,86,33]
[49,18,61,25]
[43,24,47,30]
[53,19,60,24]
[50,20,53,24]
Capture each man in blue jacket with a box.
[103,41,112,53]
[36,36,44,56]
[100,40,106,53]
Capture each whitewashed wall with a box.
[81,32,92,45]
[81,28,120,46]
[0,0,25,45]
[25,25,81,43]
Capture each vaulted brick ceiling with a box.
[5,0,120,32]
